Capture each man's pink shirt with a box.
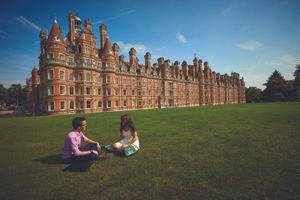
[62,129,89,159]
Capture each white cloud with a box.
[16,16,41,32]
[278,54,299,66]
[94,10,136,24]
[116,41,147,55]
[176,33,187,44]
[0,30,8,39]
[221,0,239,15]
[236,40,263,50]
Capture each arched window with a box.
[78,45,82,54]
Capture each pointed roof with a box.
[103,38,113,55]
[48,19,64,43]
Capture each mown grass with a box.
[0,102,299,200]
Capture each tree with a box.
[294,64,300,100]
[0,84,8,105]
[246,87,262,103]
[261,70,287,102]
[7,84,25,106]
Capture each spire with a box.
[103,38,113,55]
[48,18,64,43]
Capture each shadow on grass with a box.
[33,154,93,172]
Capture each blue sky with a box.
[0,0,299,89]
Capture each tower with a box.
[100,24,107,51]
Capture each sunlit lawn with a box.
[0,102,299,199]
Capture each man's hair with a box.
[72,117,86,129]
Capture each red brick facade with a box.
[27,13,246,115]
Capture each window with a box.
[98,63,102,68]
[78,87,83,95]
[48,86,54,95]
[78,73,82,81]
[86,87,91,95]
[49,101,54,111]
[86,100,91,109]
[70,87,74,95]
[86,59,90,65]
[78,45,82,54]
[86,73,91,81]
[132,89,135,96]
[69,73,74,81]
[60,86,65,95]
[138,91,141,96]
[115,77,119,84]
[115,100,119,107]
[138,80,142,86]
[79,101,83,109]
[59,71,65,80]
[48,70,54,80]
[98,77,102,83]
[106,76,111,83]
[60,101,65,110]
[123,89,126,96]
[69,101,74,110]
[107,88,111,96]
[98,100,102,108]
[132,80,135,86]
[124,100,127,107]
[68,57,74,63]
[47,53,53,59]
[85,45,90,54]
[98,88,101,95]
[139,101,142,106]
[59,53,65,61]
[115,88,119,96]
[107,100,111,108]
[122,76,127,85]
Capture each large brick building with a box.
[26,13,246,115]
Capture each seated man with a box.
[62,117,101,163]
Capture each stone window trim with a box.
[59,70,65,80]
[59,85,65,95]
[60,101,65,111]
[69,101,75,110]
[48,101,54,111]
[48,69,54,80]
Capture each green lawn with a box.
[0,102,299,200]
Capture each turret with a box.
[182,61,188,80]
[68,12,81,45]
[47,18,64,44]
[129,48,137,68]
[84,18,92,32]
[112,43,120,64]
[174,61,180,78]
[144,52,151,68]
[193,57,198,79]
[99,24,107,50]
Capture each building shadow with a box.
[33,154,93,172]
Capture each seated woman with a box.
[108,114,140,156]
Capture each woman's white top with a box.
[116,129,140,150]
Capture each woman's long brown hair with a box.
[120,114,136,133]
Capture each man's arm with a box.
[85,138,101,150]
[78,149,98,156]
